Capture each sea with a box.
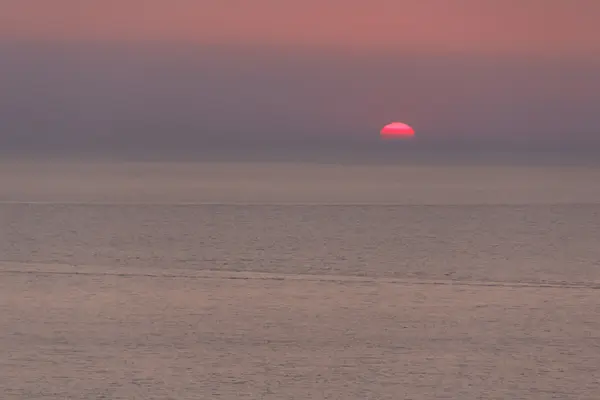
[1,148,599,399]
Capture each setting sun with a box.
[380,122,415,139]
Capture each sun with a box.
[380,122,415,139]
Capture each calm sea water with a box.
[2,158,600,398]
[2,159,599,285]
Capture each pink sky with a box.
[2,1,599,58]
[1,1,599,148]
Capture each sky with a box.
[1,1,599,156]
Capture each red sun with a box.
[380,122,415,139]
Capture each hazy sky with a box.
[1,1,599,153]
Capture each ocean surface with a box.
[1,158,599,399]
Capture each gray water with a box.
[1,159,599,399]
